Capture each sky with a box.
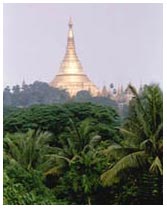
[3,3,163,90]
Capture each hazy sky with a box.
[3,3,163,90]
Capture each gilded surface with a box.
[50,18,99,96]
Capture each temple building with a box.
[50,18,99,97]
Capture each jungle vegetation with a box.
[3,81,118,108]
[3,84,163,205]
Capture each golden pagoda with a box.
[50,18,99,97]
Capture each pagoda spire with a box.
[69,17,72,26]
[57,17,84,75]
[68,17,73,38]
[66,17,76,53]
[50,18,99,97]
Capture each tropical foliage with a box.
[3,84,163,204]
[101,84,163,186]
[3,81,117,108]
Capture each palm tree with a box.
[101,84,163,186]
[44,118,108,204]
[44,118,100,173]
[4,129,52,171]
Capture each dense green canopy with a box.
[3,84,163,205]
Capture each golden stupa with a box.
[50,18,99,97]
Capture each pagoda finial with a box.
[69,17,73,28]
[68,17,74,38]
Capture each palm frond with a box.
[101,151,147,187]
[149,156,163,175]
[44,166,62,176]
[103,144,139,161]
[154,122,163,139]
[119,128,137,138]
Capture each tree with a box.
[101,84,163,187]
[3,81,70,107]
[3,103,122,204]
[4,129,53,171]
[74,90,92,102]
[3,86,12,106]
[3,129,68,205]
[44,119,110,204]
[4,103,120,141]
[3,167,65,205]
